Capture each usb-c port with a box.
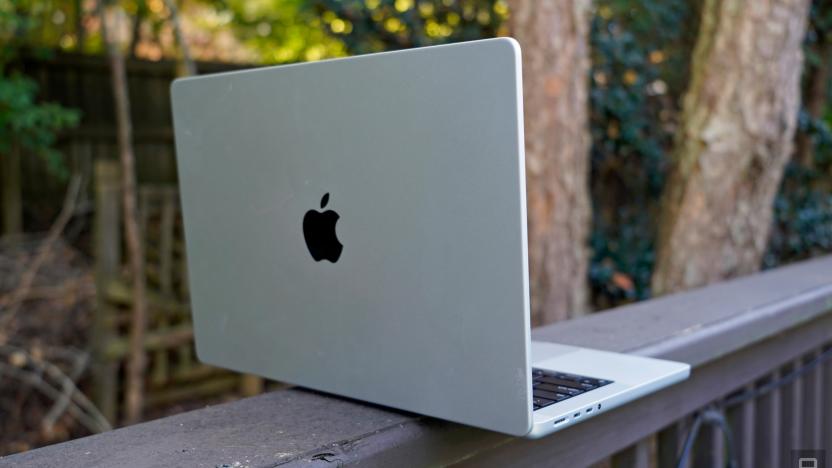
[554,418,567,426]
[586,408,593,414]
[573,412,581,419]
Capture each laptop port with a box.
[597,404,602,410]
[573,412,581,419]
[554,418,567,426]
[585,407,593,414]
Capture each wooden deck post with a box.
[93,159,122,423]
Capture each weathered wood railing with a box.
[4,255,831,467]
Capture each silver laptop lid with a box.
[171,38,532,436]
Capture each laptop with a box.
[170,37,690,438]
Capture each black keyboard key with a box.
[539,376,585,390]
[534,389,565,401]
[534,390,570,401]
[535,383,557,392]
[533,397,556,408]
[530,368,614,411]
[537,383,583,396]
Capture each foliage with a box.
[587,0,695,306]
[199,0,348,62]
[766,163,832,268]
[805,0,832,67]
[0,1,79,178]
[0,76,79,177]
[766,112,832,268]
[5,0,832,308]
[300,0,699,308]
[308,0,508,54]
[765,0,832,268]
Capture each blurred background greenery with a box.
[1,0,830,456]
[5,0,830,307]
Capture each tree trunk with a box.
[652,0,811,296]
[128,0,146,58]
[74,0,85,52]
[163,0,196,76]
[97,0,148,425]
[508,0,593,325]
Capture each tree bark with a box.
[652,0,811,296]
[128,0,146,58]
[163,0,196,76]
[74,0,85,52]
[508,0,593,325]
[97,0,148,425]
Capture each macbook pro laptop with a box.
[170,38,690,438]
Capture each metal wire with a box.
[675,407,738,468]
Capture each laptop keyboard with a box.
[532,368,613,411]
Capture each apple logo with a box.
[303,193,343,263]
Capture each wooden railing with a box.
[3,254,831,467]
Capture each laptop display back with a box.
[171,38,532,435]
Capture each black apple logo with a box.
[303,193,343,263]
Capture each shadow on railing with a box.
[3,255,831,468]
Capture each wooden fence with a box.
[5,254,831,467]
[4,52,250,230]
[92,160,263,423]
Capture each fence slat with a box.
[159,193,175,294]
[803,350,823,451]
[782,359,803,467]
[152,192,176,387]
[657,420,686,468]
[738,385,755,468]
[824,346,832,450]
[2,143,23,234]
[92,160,122,423]
[610,438,651,468]
[713,417,725,467]
[693,420,721,468]
[179,257,189,298]
[756,372,782,468]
